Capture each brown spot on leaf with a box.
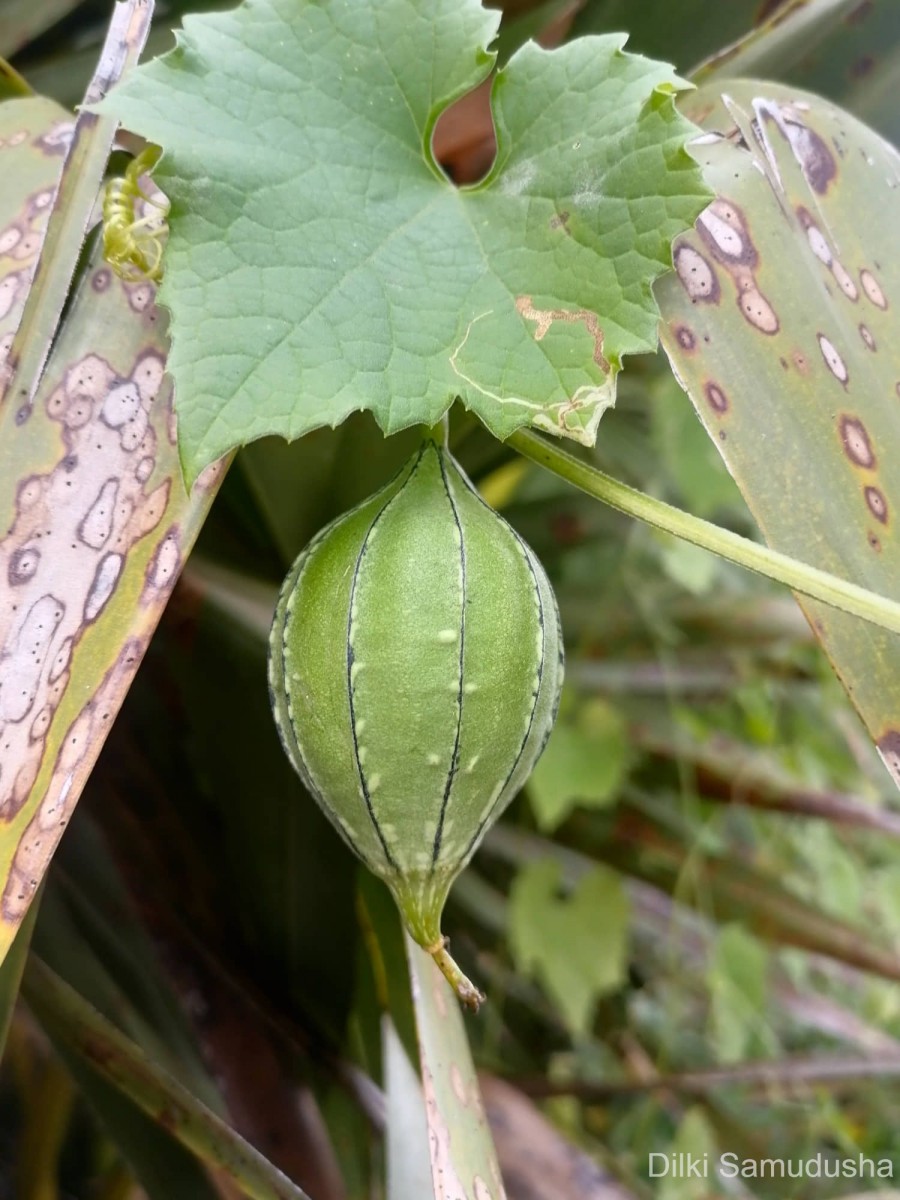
[868,531,882,552]
[738,286,779,334]
[92,268,111,292]
[859,324,876,351]
[704,382,728,414]
[793,351,809,374]
[674,325,696,351]
[549,211,570,233]
[860,268,888,309]
[697,199,757,267]
[877,729,900,788]
[839,415,875,467]
[515,296,609,371]
[8,547,40,586]
[817,334,848,384]
[864,486,888,524]
[674,243,720,303]
[791,123,837,194]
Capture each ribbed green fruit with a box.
[268,437,563,1007]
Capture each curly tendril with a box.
[102,145,168,283]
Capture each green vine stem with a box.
[508,427,900,637]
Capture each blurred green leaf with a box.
[657,534,719,597]
[529,698,628,831]
[572,0,764,72]
[508,859,628,1034]
[708,925,773,1065]
[656,1107,719,1200]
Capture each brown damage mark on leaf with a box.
[549,211,570,234]
[33,121,75,158]
[838,414,876,469]
[792,350,809,374]
[697,199,757,268]
[864,486,888,525]
[877,730,900,789]
[451,1063,469,1107]
[704,381,729,414]
[674,325,696,352]
[859,323,876,351]
[673,242,720,304]
[817,333,849,385]
[126,281,156,314]
[92,268,112,293]
[737,284,779,334]
[795,206,858,300]
[0,273,25,323]
[515,297,609,372]
[143,524,181,599]
[0,348,171,822]
[2,637,147,922]
[693,200,778,334]
[868,531,882,551]
[421,1063,470,1198]
[754,99,838,196]
[860,268,888,310]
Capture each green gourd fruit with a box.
[268,435,563,1008]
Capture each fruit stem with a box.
[426,937,485,1012]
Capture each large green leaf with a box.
[95,0,709,481]
[657,81,900,792]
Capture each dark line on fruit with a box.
[432,453,467,866]
[465,533,546,859]
[347,445,428,869]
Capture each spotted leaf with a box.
[657,80,900,791]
